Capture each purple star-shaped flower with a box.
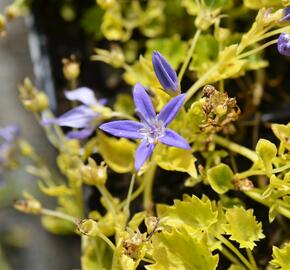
[42,87,106,139]
[280,6,290,22]
[99,83,190,171]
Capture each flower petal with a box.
[42,105,97,128]
[157,94,186,126]
[99,120,143,140]
[159,128,191,150]
[0,124,21,142]
[133,83,155,120]
[135,140,155,171]
[64,87,98,106]
[66,126,95,139]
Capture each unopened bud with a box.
[14,192,42,214]
[78,219,99,237]
[0,14,6,35]
[214,26,231,42]
[81,158,107,186]
[215,104,227,117]
[5,4,21,20]
[18,140,35,156]
[62,56,80,81]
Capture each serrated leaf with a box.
[146,228,218,270]
[155,145,197,177]
[158,195,218,233]
[271,242,290,269]
[223,207,265,250]
[97,131,136,173]
[207,164,234,194]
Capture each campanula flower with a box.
[152,51,179,96]
[42,87,106,139]
[277,33,290,56]
[99,83,190,171]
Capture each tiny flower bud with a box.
[152,51,179,96]
[5,4,21,20]
[18,140,35,157]
[215,104,228,117]
[14,192,42,215]
[62,56,80,81]
[78,219,99,237]
[81,158,107,186]
[277,33,290,56]
[0,14,6,35]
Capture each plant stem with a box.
[178,29,201,82]
[220,246,243,266]
[185,65,218,102]
[214,135,258,162]
[143,160,157,213]
[41,208,78,224]
[97,233,116,251]
[215,234,254,270]
[98,185,117,220]
[246,248,258,270]
[236,163,290,179]
[238,39,277,60]
[124,173,136,218]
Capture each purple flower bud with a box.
[152,51,179,96]
[277,33,290,56]
[280,6,290,22]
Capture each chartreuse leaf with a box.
[155,145,197,177]
[228,265,246,270]
[41,215,75,235]
[146,228,219,270]
[272,123,290,152]
[190,35,219,77]
[256,139,277,170]
[271,242,290,269]
[207,164,234,194]
[81,238,113,270]
[97,131,136,173]
[223,207,265,250]
[113,94,135,116]
[157,195,218,233]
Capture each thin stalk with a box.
[255,26,290,43]
[236,163,290,179]
[185,65,218,102]
[214,135,258,162]
[143,160,157,213]
[97,233,116,251]
[238,39,277,60]
[215,234,254,270]
[124,173,136,218]
[246,248,258,270]
[98,185,117,220]
[41,208,78,224]
[178,29,201,82]
[220,246,243,266]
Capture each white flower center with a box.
[139,118,165,144]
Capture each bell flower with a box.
[152,51,179,96]
[99,83,190,171]
[42,87,106,139]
